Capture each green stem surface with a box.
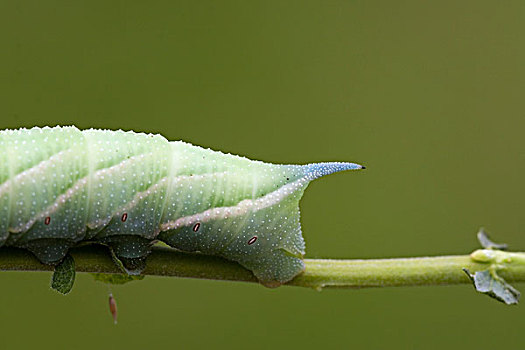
[1,246,525,289]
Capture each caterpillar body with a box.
[0,126,364,287]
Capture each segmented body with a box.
[0,126,363,286]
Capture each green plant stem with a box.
[1,246,525,289]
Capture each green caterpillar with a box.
[0,126,364,288]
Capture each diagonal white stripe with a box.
[159,177,308,232]
[10,151,157,233]
[0,148,75,198]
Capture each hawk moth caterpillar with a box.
[0,126,364,287]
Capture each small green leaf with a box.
[92,273,145,285]
[51,254,76,295]
[463,268,520,305]
[477,228,508,250]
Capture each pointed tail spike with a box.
[302,162,365,181]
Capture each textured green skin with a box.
[0,126,362,286]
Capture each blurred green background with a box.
[1,0,524,349]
